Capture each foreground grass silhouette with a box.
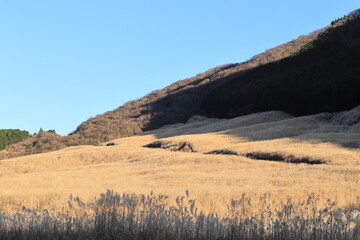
[1,190,359,240]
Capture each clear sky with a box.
[0,1,358,136]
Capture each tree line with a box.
[0,129,30,150]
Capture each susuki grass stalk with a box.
[0,189,359,239]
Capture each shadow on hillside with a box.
[140,26,324,133]
[142,110,360,150]
[140,65,245,132]
[69,24,322,148]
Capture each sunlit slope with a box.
[0,109,359,212]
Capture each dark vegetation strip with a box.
[143,141,196,152]
[205,149,324,165]
[244,152,325,165]
[206,149,239,155]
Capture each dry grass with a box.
[0,111,359,219]
[1,190,359,239]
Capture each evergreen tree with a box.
[0,129,30,150]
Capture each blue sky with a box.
[0,1,358,135]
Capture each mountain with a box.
[68,27,322,145]
[72,13,360,144]
[200,14,360,119]
[1,11,358,160]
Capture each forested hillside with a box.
[68,27,321,144]
[0,129,30,150]
[201,15,360,119]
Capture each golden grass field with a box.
[0,110,359,215]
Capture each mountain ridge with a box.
[69,27,323,143]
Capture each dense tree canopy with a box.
[0,129,30,150]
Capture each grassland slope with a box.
[1,107,359,215]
